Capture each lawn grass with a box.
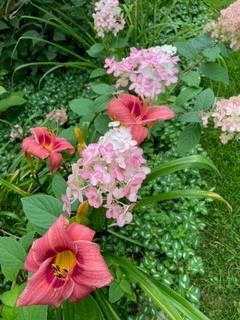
[195,47,240,319]
[196,130,240,319]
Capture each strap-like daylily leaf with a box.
[146,155,219,182]
[135,190,231,211]
[94,290,122,320]
[106,254,210,320]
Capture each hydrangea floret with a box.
[104,46,179,99]
[205,0,240,51]
[201,95,240,144]
[47,108,68,125]
[93,0,125,38]
[64,126,150,226]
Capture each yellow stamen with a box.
[52,250,77,279]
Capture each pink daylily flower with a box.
[17,215,112,307]
[107,94,175,143]
[22,127,75,172]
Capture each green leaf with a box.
[119,279,132,295]
[95,290,121,320]
[0,85,7,95]
[179,111,201,123]
[112,38,128,48]
[146,155,219,182]
[135,189,231,211]
[69,98,95,116]
[87,43,104,58]
[107,255,210,320]
[91,83,115,95]
[0,237,26,280]
[1,286,48,320]
[176,88,202,106]
[94,94,112,112]
[202,46,221,62]
[90,68,106,79]
[194,88,215,111]
[181,71,201,87]
[19,232,35,251]
[94,114,110,134]
[0,92,26,113]
[63,296,104,320]
[175,41,198,59]
[109,282,124,303]
[59,127,76,145]
[52,173,67,199]
[200,62,229,85]
[177,124,201,155]
[21,194,63,234]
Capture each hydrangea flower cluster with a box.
[205,0,240,51]
[104,46,179,99]
[47,108,68,125]
[93,0,125,38]
[64,127,150,226]
[201,95,240,144]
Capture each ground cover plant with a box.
[0,0,240,319]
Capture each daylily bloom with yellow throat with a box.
[22,127,75,172]
[17,215,112,307]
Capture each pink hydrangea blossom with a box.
[93,0,125,38]
[64,127,150,226]
[17,215,112,307]
[47,108,68,125]
[104,46,179,99]
[205,0,240,51]
[201,95,240,144]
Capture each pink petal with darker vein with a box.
[69,283,93,302]
[17,258,74,307]
[72,241,112,287]
[48,152,63,172]
[131,124,148,144]
[67,223,95,242]
[142,106,175,123]
[53,138,75,154]
[22,137,49,159]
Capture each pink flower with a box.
[22,127,75,172]
[205,0,240,51]
[104,46,179,99]
[85,187,103,208]
[93,0,125,38]
[64,127,150,226]
[107,94,175,143]
[47,109,68,125]
[17,215,112,307]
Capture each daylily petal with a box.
[142,106,175,123]
[22,137,49,159]
[67,223,95,242]
[69,283,93,302]
[30,127,53,145]
[53,138,75,154]
[17,258,74,307]
[48,152,63,173]
[107,99,135,125]
[47,215,75,253]
[24,247,41,273]
[118,93,144,117]
[131,124,148,144]
[72,241,112,287]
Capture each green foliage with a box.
[21,194,63,234]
